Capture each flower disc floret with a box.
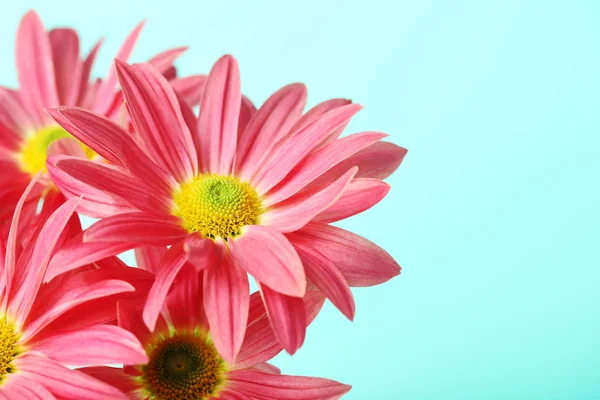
[173,174,262,239]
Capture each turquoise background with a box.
[2,1,599,398]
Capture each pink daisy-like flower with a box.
[0,179,152,399]
[0,10,200,221]
[47,55,406,362]
[80,250,350,400]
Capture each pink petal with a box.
[236,83,307,181]
[170,74,206,107]
[252,104,362,194]
[48,107,175,193]
[203,246,250,364]
[16,11,58,125]
[233,292,280,369]
[134,246,167,274]
[29,325,148,366]
[314,179,390,223]
[295,246,355,320]
[50,155,172,213]
[93,21,144,115]
[76,39,103,106]
[238,96,257,138]
[9,197,80,325]
[143,243,189,330]
[3,175,42,301]
[184,234,224,270]
[115,61,198,182]
[165,263,207,332]
[250,363,281,375]
[49,28,81,106]
[288,98,352,144]
[83,212,188,246]
[288,223,400,287]
[197,55,241,174]
[0,87,35,143]
[265,131,387,205]
[15,354,128,399]
[0,374,56,399]
[45,237,135,282]
[229,225,305,297]
[259,283,306,355]
[35,267,154,336]
[22,279,134,341]
[228,369,351,400]
[77,367,140,398]
[218,389,253,400]
[237,291,335,369]
[307,141,407,192]
[148,46,187,74]
[117,299,154,348]
[46,137,87,158]
[262,167,357,233]
[47,157,139,219]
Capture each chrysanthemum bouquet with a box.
[0,10,406,399]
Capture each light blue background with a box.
[2,1,599,399]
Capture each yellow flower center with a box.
[18,125,96,175]
[172,174,262,239]
[0,317,20,385]
[141,331,226,400]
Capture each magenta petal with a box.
[259,284,306,355]
[203,247,250,364]
[197,55,241,174]
[229,225,306,297]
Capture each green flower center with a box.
[142,331,225,400]
[172,174,262,239]
[19,125,96,175]
[0,317,20,385]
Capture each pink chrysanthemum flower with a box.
[0,179,150,399]
[0,10,200,221]
[47,55,406,362]
[80,251,350,400]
